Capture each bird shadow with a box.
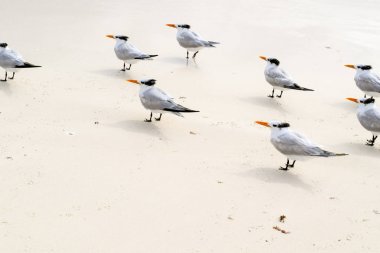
[241,167,313,191]
[90,68,131,79]
[240,95,288,114]
[111,119,164,138]
[339,141,380,158]
[0,81,13,96]
[160,57,199,68]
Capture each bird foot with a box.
[0,79,7,82]
[366,141,374,146]
[144,119,152,122]
[268,95,274,98]
[276,95,282,98]
[279,167,288,171]
[154,117,161,121]
[120,69,126,72]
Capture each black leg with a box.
[1,72,7,82]
[364,94,367,98]
[9,72,15,80]
[279,159,290,171]
[155,113,162,121]
[126,64,132,70]
[366,135,378,146]
[186,51,189,59]
[192,51,199,58]
[121,63,126,71]
[289,160,296,168]
[268,88,274,98]
[144,112,153,122]
[276,91,283,98]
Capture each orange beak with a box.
[106,34,114,39]
[344,64,355,69]
[346,97,358,103]
[255,121,270,127]
[127,79,140,84]
[166,24,176,28]
[259,56,267,61]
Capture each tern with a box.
[344,64,380,98]
[346,97,380,146]
[0,43,41,81]
[256,120,348,170]
[127,79,199,122]
[166,24,219,59]
[106,35,158,71]
[259,56,314,98]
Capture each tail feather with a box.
[163,108,199,113]
[16,62,41,68]
[286,83,314,91]
[312,150,348,157]
[134,54,158,60]
[208,41,220,45]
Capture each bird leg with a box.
[121,63,126,71]
[268,89,275,98]
[186,51,189,59]
[279,159,290,171]
[9,72,15,80]
[126,64,132,70]
[366,135,378,146]
[155,113,162,121]
[276,91,283,98]
[192,51,199,58]
[1,72,7,82]
[289,160,296,168]
[145,112,153,122]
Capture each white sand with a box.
[1,0,380,252]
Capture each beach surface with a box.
[1,0,380,252]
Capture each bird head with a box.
[166,24,191,29]
[344,64,372,71]
[259,56,280,66]
[127,79,156,86]
[106,35,129,41]
[255,120,290,129]
[0,43,8,48]
[346,97,375,106]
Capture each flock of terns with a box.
[1,24,379,170]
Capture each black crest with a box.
[115,35,128,41]
[273,122,290,128]
[268,58,280,66]
[178,24,191,29]
[0,43,8,48]
[362,98,375,104]
[141,79,156,86]
[359,65,372,70]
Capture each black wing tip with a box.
[15,63,42,68]
[149,54,158,57]
[164,108,199,113]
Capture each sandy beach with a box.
[1,0,380,252]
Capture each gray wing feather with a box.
[0,49,25,68]
[271,131,333,157]
[358,108,380,132]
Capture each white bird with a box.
[344,64,380,98]
[259,56,314,98]
[106,35,158,71]
[0,42,41,81]
[346,97,380,146]
[166,24,219,59]
[127,79,199,122]
[255,120,347,170]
